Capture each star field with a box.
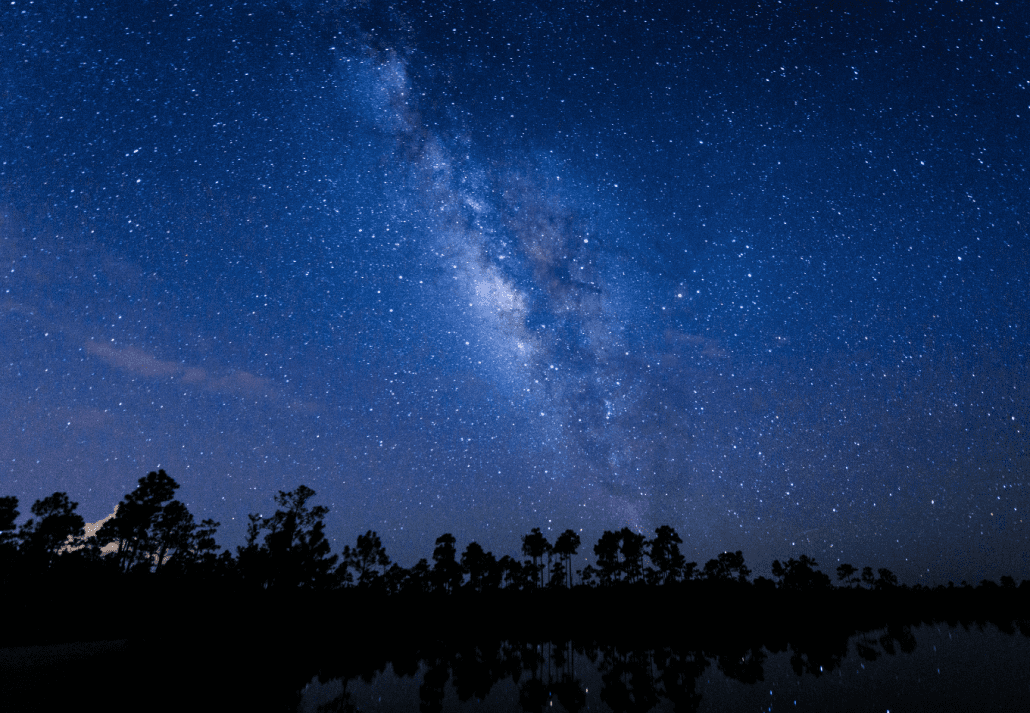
[1,0,1027,584]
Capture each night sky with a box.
[2,0,1027,585]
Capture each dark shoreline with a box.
[5,579,1027,649]
[2,587,1027,713]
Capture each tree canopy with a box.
[236,484,338,589]
[18,492,85,568]
[2,468,1018,606]
[96,469,183,572]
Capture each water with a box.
[298,623,1030,712]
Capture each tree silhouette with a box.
[380,562,408,595]
[875,567,899,590]
[432,533,462,593]
[346,530,391,588]
[0,495,18,540]
[96,469,181,572]
[646,525,685,585]
[703,551,751,584]
[18,492,85,568]
[169,515,224,577]
[579,564,599,587]
[860,566,876,588]
[150,500,224,575]
[0,496,18,582]
[552,529,581,588]
[498,554,528,590]
[591,528,650,585]
[151,499,194,571]
[549,559,568,589]
[460,541,498,592]
[771,555,830,591]
[618,528,647,584]
[237,484,337,589]
[836,563,859,588]
[594,530,622,586]
[521,528,551,588]
[406,558,433,594]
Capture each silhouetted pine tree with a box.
[18,492,85,570]
[594,531,622,586]
[96,469,180,572]
[236,485,337,589]
[521,528,551,588]
[432,533,462,594]
[647,525,685,585]
[552,529,581,588]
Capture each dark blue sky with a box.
[2,0,1027,584]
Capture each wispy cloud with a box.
[208,371,274,397]
[86,341,181,377]
[85,340,279,400]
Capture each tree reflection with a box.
[597,645,661,712]
[279,610,1030,713]
[419,654,450,713]
[452,642,505,703]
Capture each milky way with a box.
[341,39,683,532]
[1,1,1027,583]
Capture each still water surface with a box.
[298,623,1030,712]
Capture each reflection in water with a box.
[298,623,1030,712]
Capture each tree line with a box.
[2,470,1024,595]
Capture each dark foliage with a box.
[1,469,1027,702]
[236,484,338,589]
[18,491,85,569]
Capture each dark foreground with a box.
[2,583,1027,712]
